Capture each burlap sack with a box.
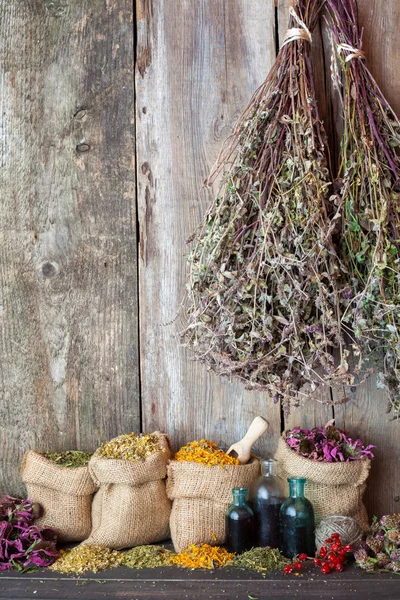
[85,432,171,549]
[21,450,97,542]
[275,436,371,531]
[167,458,260,552]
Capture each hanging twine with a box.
[338,43,366,62]
[281,6,312,48]
[315,515,362,551]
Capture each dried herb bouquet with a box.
[327,0,400,414]
[183,0,353,409]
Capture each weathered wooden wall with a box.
[0,0,398,519]
[0,0,140,494]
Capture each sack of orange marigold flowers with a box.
[85,431,171,549]
[274,422,374,532]
[166,439,259,552]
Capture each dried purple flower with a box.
[356,514,400,573]
[0,497,58,572]
[0,496,39,526]
[366,533,384,554]
[285,423,374,462]
[354,548,368,563]
[376,552,391,568]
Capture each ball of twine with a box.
[315,515,362,550]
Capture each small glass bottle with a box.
[280,477,315,558]
[248,458,286,548]
[225,487,254,554]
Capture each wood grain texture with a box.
[136,0,282,458]
[1,564,400,600]
[0,0,139,495]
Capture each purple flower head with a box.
[0,500,58,572]
[0,497,39,526]
[284,422,374,462]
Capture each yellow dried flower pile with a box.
[165,543,234,569]
[49,544,124,574]
[97,433,162,461]
[174,439,240,466]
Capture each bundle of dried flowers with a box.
[327,0,400,414]
[183,0,353,411]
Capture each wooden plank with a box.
[0,566,400,600]
[136,0,282,457]
[356,0,400,114]
[0,1,139,495]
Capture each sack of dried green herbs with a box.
[21,450,96,542]
[85,431,171,549]
[275,423,373,532]
[167,440,259,552]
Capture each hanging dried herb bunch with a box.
[327,0,400,414]
[183,0,352,409]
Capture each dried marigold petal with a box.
[173,439,240,466]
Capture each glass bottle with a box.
[280,477,315,558]
[248,458,286,548]
[225,487,254,554]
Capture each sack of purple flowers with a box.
[275,422,374,532]
[21,450,97,543]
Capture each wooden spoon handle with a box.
[240,416,269,452]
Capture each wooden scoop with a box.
[227,416,269,464]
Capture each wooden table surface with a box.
[0,563,399,600]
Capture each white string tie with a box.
[281,6,312,48]
[337,43,366,62]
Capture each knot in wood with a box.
[44,0,69,17]
[76,143,90,153]
[74,109,87,120]
[41,262,59,278]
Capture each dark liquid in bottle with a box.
[225,509,254,554]
[249,500,282,548]
[280,517,315,558]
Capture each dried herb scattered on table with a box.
[354,514,400,573]
[0,496,40,524]
[43,451,92,468]
[165,543,234,569]
[0,496,58,572]
[49,544,124,574]
[285,422,374,462]
[174,439,240,466]
[231,546,290,576]
[97,433,162,461]
[123,545,174,569]
[327,0,400,414]
[183,0,352,411]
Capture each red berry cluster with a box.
[283,533,353,575]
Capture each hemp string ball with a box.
[315,515,362,550]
